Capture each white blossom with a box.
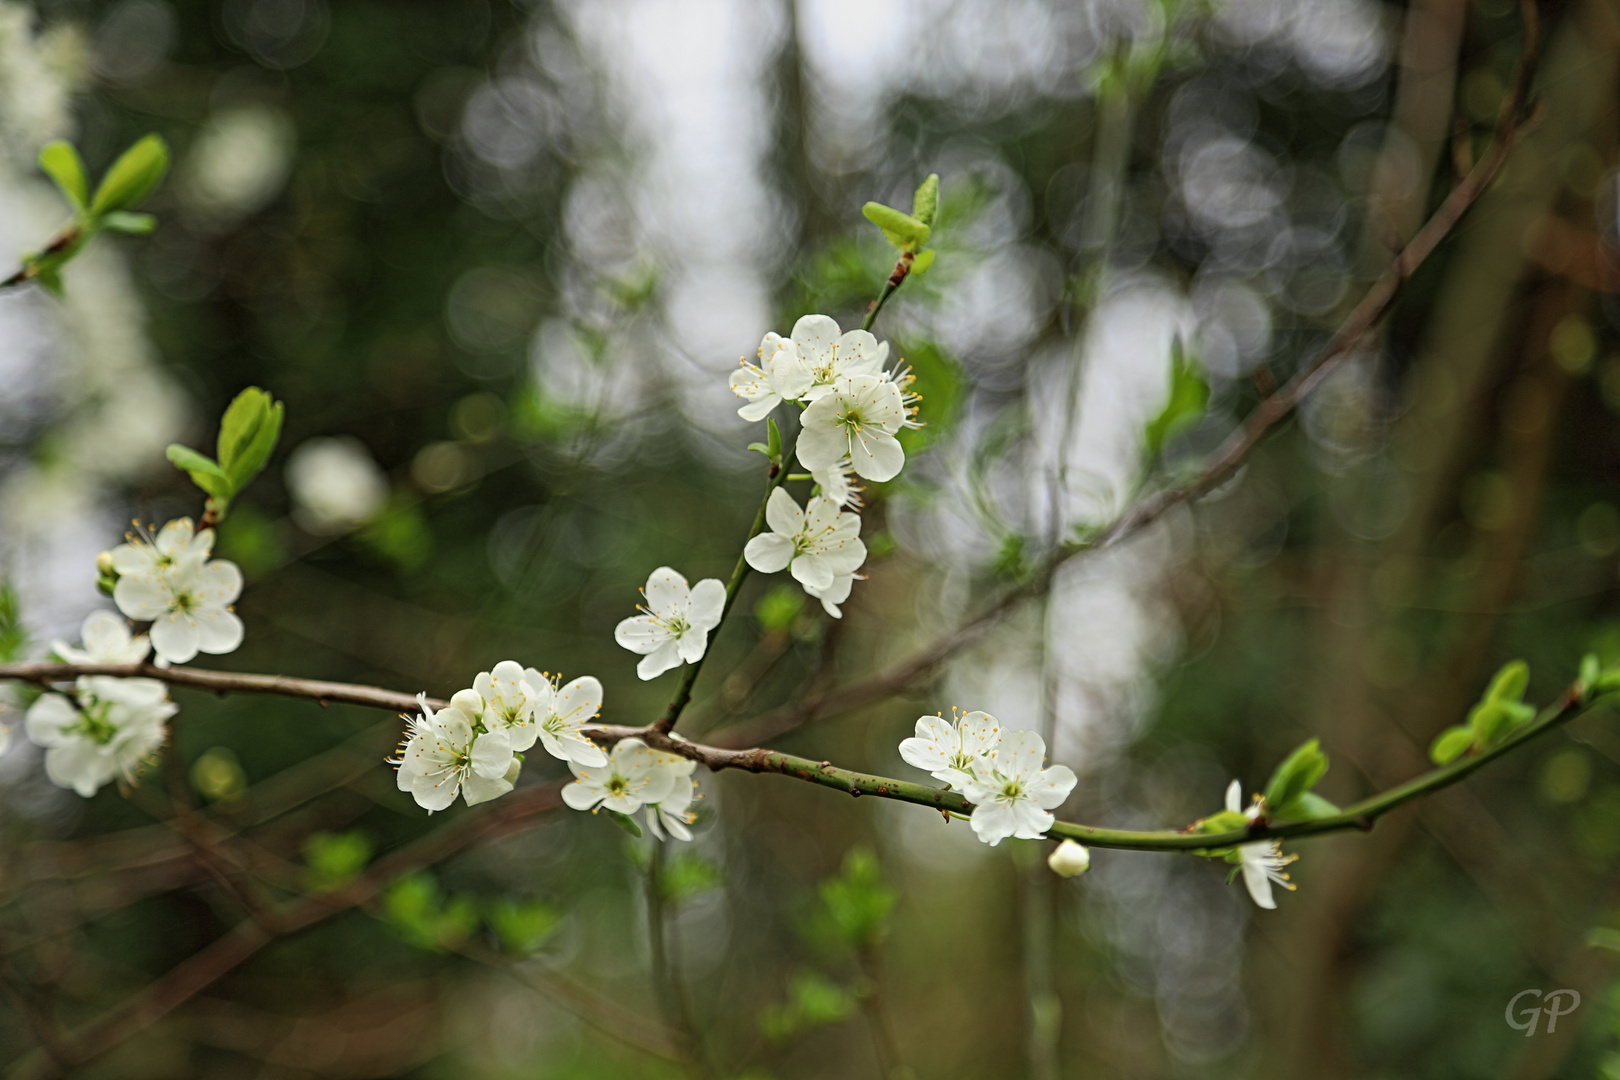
[797,374,907,483]
[25,678,176,797]
[110,519,244,665]
[391,693,513,812]
[899,710,1003,793]
[961,730,1077,846]
[1047,840,1091,877]
[743,489,866,597]
[810,458,862,510]
[561,737,675,815]
[729,331,813,421]
[614,567,726,681]
[1225,780,1297,909]
[470,661,541,749]
[643,747,698,841]
[51,610,150,666]
[789,314,889,401]
[804,570,861,619]
[526,668,608,767]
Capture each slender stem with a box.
[862,251,914,333]
[652,456,793,735]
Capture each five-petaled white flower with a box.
[644,747,699,841]
[744,489,866,595]
[789,314,889,401]
[899,710,1003,793]
[25,677,176,797]
[561,737,675,815]
[528,669,608,767]
[797,374,907,483]
[392,693,514,812]
[1225,780,1297,909]
[960,729,1077,846]
[469,661,541,750]
[729,331,814,421]
[52,610,151,666]
[111,518,244,665]
[614,567,726,681]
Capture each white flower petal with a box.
[744,534,795,574]
[615,616,666,655]
[764,487,804,536]
[149,614,201,665]
[644,567,692,620]
[637,639,684,680]
[688,578,725,630]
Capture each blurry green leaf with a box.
[38,141,87,210]
[994,533,1028,581]
[165,444,234,500]
[100,211,157,235]
[1264,738,1329,814]
[216,387,284,493]
[33,263,63,298]
[1581,653,1601,691]
[383,873,476,952]
[861,202,930,251]
[759,971,856,1042]
[191,746,246,802]
[1143,338,1208,459]
[1587,927,1620,953]
[812,848,895,952]
[1430,725,1475,766]
[909,248,936,275]
[488,898,562,955]
[302,830,373,892]
[215,504,285,578]
[0,584,26,663]
[660,853,721,905]
[1196,809,1249,836]
[606,808,642,837]
[358,500,433,571]
[89,133,169,216]
[755,584,805,634]
[1273,791,1340,822]
[894,339,962,455]
[1484,660,1530,705]
[911,173,939,228]
[767,416,783,461]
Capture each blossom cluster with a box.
[898,710,1078,847]
[24,611,178,796]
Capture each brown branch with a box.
[0,661,436,713]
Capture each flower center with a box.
[70,700,119,746]
[172,590,196,614]
[999,779,1024,800]
[607,774,629,796]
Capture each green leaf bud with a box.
[89,134,170,217]
[911,173,939,228]
[38,141,87,211]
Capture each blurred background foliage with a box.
[1,0,1620,1077]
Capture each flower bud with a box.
[1047,839,1091,878]
[96,551,116,576]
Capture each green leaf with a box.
[165,444,234,500]
[766,416,783,461]
[812,848,896,951]
[1483,660,1530,704]
[0,583,27,663]
[910,248,936,275]
[861,201,930,250]
[488,899,562,955]
[660,853,721,905]
[89,134,170,216]
[755,584,805,634]
[1430,725,1475,766]
[33,263,63,298]
[1586,927,1620,953]
[38,141,87,210]
[100,211,157,235]
[1143,338,1209,459]
[1580,653,1601,691]
[216,387,284,492]
[994,533,1028,581]
[1263,738,1329,814]
[302,830,373,892]
[911,173,940,228]
[606,808,642,838]
[1272,791,1340,822]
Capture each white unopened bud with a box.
[1047,840,1091,878]
[96,551,116,576]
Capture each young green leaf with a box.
[89,134,170,216]
[165,444,234,500]
[1143,339,1208,459]
[38,141,87,210]
[302,830,373,892]
[1483,660,1530,704]
[606,808,642,837]
[909,248,936,275]
[216,387,285,491]
[1272,791,1341,821]
[861,201,930,250]
[1263,738,1329,813]
[488,899,562,955]
[766,416,783,462]
[911,173,939,228]
[100,211,157,235]
[1430,725,1475,765]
